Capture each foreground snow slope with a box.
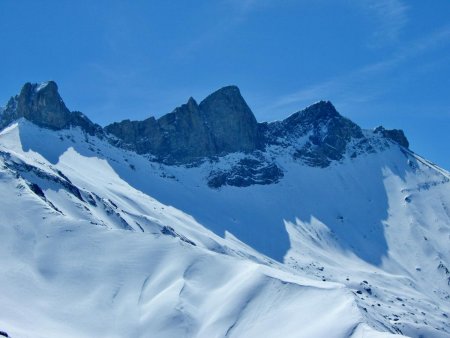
[0,120,402,338]
[1,117,450,337]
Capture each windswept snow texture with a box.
[0,120,449,337]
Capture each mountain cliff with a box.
[105,85,259,163]
[0,81,102,135]
[2,81,409,168]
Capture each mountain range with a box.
[0,81,449,338]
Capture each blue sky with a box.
[0,0,449,169]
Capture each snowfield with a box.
[0,120,449,337]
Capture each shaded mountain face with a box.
[105,97,215,162]
[374,126,409,148]
[0,81,102,136]
[260,101,365,167]
[105,86,408,165]
[106,86,259,163]
[198,85,259,153]
[1,81,408,167]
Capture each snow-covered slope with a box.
[0,120,403,338]
[0,83,449,337]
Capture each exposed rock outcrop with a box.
[374,126,409,148]
[199,86,259,153]
[0,81,410,174]
[0,81,102,136]
[260,101,365,167]
[208,158,284,188]
[106,86,259,163]
[106,97,215,162]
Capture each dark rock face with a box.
[0,82,102,136]
[106,95,366,167]
[106,97,215,162]
[0,149,84,202]
[28,182,46,199]
[199,86,258,153]
[262,101,364,167]
[1,81,411,186]
[207,158,284,188]
[106,86,259,163]
[374,126,409,148]
[161,225,196,246]
[17,81,70,129]
[0,97,19,129]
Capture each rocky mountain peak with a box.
[0,81,101,135]
[186,97,198,110]
[303,100,338,117]
[200,85,242,103]
[282,100,341,129]
[199,85,255,121]
[1,81,410,167]
[256,101,364,167]
[34,80,59,93]
[16,81,69,129]
[106,85,260,163]
[198,85,258,154]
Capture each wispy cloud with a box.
[226,0,273,14]
[227,0,259,13]
[171,21,232,60]
[172,0,272,60]
[362,0,409,47]
[264,25,450,118]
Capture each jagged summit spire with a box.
[198,85,251,116]
[285,100,340,126]
[32,80,58,93]
[186,96,198,108]
[17,81,69,129]
[198,85,258,154]
[307,100,338,114]
[0,81,101,135]
[204,85,241,97]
